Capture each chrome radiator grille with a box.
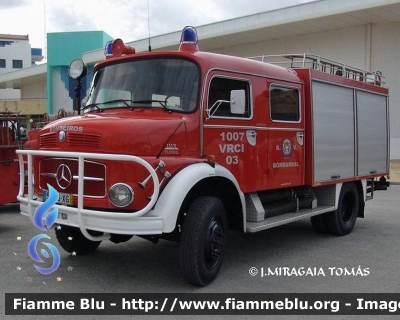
[39,158,106,198]
[40,132,101,148]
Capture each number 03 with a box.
[226,155,239,165]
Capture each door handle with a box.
[296,132,304,146]
[246,130,256,146]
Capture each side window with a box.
[270,85,300,122]
[208,76,251,118]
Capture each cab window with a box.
[208,76,251,119]
[270,85,300,122]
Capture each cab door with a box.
[266,83,305,189]
[202,72,258,193]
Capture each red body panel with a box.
[0,115,22,205]
[0,160,19,204]
[30,48,389,210]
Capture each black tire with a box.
[326,183,359,236]
[55,225,102,254]
[179,196,227,286]
[310,213,329,234]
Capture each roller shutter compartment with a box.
[312,81,355,182]
[357,91,388,176]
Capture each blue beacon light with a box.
[181,27,197,43]
[105,40,113,56]
[179,26,199,52]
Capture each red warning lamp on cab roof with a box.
[104,39,136,58]
[112,39,136,56]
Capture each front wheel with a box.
[55,225,102,254]
[326,183,359,236]
[179,196,226,286]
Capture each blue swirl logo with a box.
[28,234,60,274]
[33,185,59,231]
[28,184,61,275]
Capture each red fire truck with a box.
[0,111,71,206]
[17,27,389,286]
[0,112,25,205]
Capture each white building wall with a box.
[371,22,400,159]
[0,88,20,100]
[215,25,367,68]
[0,38,31,74]
[22,82,47,99]
[214,23,399,159]
[52,67,73,114]
[0,37,31,101]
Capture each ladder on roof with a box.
[247,53,384,86]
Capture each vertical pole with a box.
[365,23,372,72]
[78,156,84,211]
[27,153,33,223]
[75,79,81,115]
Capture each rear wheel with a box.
[179,196,226,286]
[55,225,102,254]
[326,183,359,236]
[310,213,329,233]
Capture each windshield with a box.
[86,58,200,113]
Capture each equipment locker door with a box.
[266,83,305,189]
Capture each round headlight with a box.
[109,183,134,207]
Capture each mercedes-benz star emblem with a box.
[59,131,66,142]
[56,164,72,189]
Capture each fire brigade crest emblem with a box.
[282,138,292,158]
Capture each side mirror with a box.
[165,96,181,108]
[230,90,246,114]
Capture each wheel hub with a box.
[204,217,224,269]
[341,192,355,224]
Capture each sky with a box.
[0,0,316,56]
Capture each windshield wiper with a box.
[83,99,171,112]
[83,99,136,112]
[81,103,101,112]
[129,100,170,112]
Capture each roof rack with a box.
[247,53,384,86]
[0,111,22,121]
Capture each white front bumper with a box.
[17,150,162,241]
[19,199,163,235]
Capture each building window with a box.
[0,59,5,68]
[270,85,300,122]
[12,60,23,69]
[207,76,251,118]
[0,40,13,47]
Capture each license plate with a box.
[43,190,73,205]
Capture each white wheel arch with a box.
[150,162,245,233]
